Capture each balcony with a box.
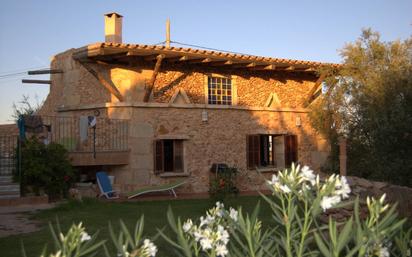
[40,116,129,166]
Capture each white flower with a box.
[121,245,130,257]
[320,195,341,211]
[193,230,203,241]
[200,237,213,250]
[183,219,193,232]
[378,246,390,257]
[80,232,91,242]
[215,243,229,256]
[216,201,224,209]
[217,225,230,244]
[142,239,157,257]
[301,166,316,185]
[200,214,215,227]
[268,174,279,185]
[379,193,386,204]
[50,251,62,257]
[340,176,351,198]
[279,184,291,194]
[335,176,351,199]
[229,208,238,221]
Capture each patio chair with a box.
[96,171,119,199]
[127,179,187,199]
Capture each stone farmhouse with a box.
[29,12,339,194]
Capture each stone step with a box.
[0,189,20,199]
[0,176,13,183]
[0,184,20,192]
[0,194,20,199]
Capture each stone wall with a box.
[36,50,330,194]
[105,106,329,194]
[41,51,319,114]
[348,176,412,219]
[322,175,412,221]
[152,64,317,108]
[0,124,18,136]
[39,49,111,116]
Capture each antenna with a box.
[166,18,171,48]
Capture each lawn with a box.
[0,195,273,257]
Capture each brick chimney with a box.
[104,12,123,43]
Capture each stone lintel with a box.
[156,135,190,140]
[159,172,190,178]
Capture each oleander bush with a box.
[35,164,411,257]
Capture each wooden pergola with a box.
[73,42,340,72]
[72,42,340,103]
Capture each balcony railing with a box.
[40,116,129,153]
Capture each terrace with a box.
[32,116,130,166]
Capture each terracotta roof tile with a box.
[75,42,341,69]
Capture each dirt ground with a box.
[0,204,55,238]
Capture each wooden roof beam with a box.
[28,69,63,75]
[250,64,276,70]
[79,62,124,102]
[144,54,166,61]
[231,62,256,68]
[209,60,234,66]
[143,54,164,102]
[304,73,326,107]
[22,79,51,85]
[164,55,190,63]
[186,58,213,64]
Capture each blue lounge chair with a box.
[96,171,119,199]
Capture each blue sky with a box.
[0,0,411,123]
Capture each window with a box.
[154,139,184,173]
[246,134,297,169]
[207,76,232,105]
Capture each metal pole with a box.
[166,18,171,47]
[18,136,22,195]
[93,126,96,159]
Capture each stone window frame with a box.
[204,73,238,106]
[154,135,190,177]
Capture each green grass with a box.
[0,195,273,257]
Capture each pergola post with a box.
[339,137,347,176]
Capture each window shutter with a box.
[247,135,260,169]
[284,135,298,167]
[154,140,163,174]
[173,140,183,172]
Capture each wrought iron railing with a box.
[0,136,17,176]
[39,116,129,152]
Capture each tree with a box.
[12,94,43,120]
[310,29,412,186]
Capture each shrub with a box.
[36,164,411,257]
[17,137,75,200]
[209,166,239,201]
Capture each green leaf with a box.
[314,232,331,257]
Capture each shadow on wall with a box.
[47,56,326,193]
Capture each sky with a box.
[0,0,411,124]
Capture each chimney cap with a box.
[104,12,123,18]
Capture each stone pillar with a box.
[339,137,347,176]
